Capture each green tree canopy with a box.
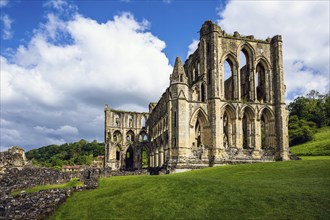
[25,140,104,167]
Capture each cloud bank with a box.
[1,6,172,150]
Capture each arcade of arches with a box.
[104,21,289,172]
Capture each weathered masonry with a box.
[104,21,289,172]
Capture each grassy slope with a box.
[290,126,330,156]
[51,160,330,220]
[11,178,83,195]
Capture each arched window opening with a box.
[141,116,146,127]
[116,147,121,161]
[125,145,134,170]
[240,50,250,101]
[126,131,134,142]
[224,59,234,100]
[201,84,206,102]
[222,106,235,149]
[242,107,255,150]
[115,114,120,127]
[113,131,122,143]
[180,75,183,82]
[260,108,275,149]
[143,135,148,141]
[256,63,266,102]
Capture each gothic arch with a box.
[255,57,271,71]
[113,130,122,143]
[237,42,256,61]
[220,53,239,101]
[189,107,209,127]
[221,104,237,149]
[126,130,135,143]
[259,107,276,149]
[220,52,238,66]
[220,103,236,119]
[238,43,256,101]
[258,106,275,120]
[241,106,256,149]
[239,105,256,119]
[189,108,211,158]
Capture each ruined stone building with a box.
[104,21,289,172]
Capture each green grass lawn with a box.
[11,178,83,195]
[51,159,330,220]
[290,126,330,156]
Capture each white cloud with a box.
[217,1,330,100]
[1,11,172,150]
[0,14,13,39]
[0,0,9,8]
[187,39,199,58]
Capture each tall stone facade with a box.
[104,21,289,171]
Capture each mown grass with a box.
[290,126,330,156]
[51,159,330,220]
[11,178,83,195]
[300,156,330,160]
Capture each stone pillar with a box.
[154,151,159,167]
[159,150,164,167]
[255,118,261,150]
[150,154,154,168]
[235,117,243,149]
[272,35,289,160]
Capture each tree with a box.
[25,140,105,168]
[288,91,330,127]
[288,115,317,146]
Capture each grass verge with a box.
[11,178,83,195]
[51,160,330,220]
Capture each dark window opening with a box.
[201,84,206,102]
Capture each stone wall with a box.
[1,188,73,220]
[0,165,150,220]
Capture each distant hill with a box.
[290,126,330,156]
[25,140,104,168]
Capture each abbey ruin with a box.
[104,21,290,172]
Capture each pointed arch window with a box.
[223,58,235,100]
[256,63,266,102]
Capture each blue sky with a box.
[1,0,225,65]
[1,0,329,151]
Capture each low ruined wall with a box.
[0,167,72,194]
[0,188,73,220]
[0,166,151,220]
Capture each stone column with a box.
[154,151,159,167]
[159,150,164,167]
[150,153,154,168]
